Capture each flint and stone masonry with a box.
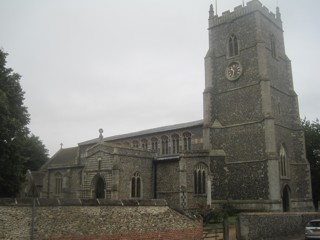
[24,0,314,212]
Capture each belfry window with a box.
[161,135,169,155]
[280,145,289,178]
[172,134,180,154]
[55,172,63,195]
[183,132,192,151]
[228,34,239,57]
[194,163,207,194]
[131,172,141,198]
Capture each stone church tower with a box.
[203,0,313,211]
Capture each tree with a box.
[301,118,320,209]
[22,134,48,171]
[0,49,48,197]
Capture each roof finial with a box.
[276,5,281,20]
[209,4,214,19]
[60,143,63,149]
[99,128,104,143]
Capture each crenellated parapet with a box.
[209,0,282,29]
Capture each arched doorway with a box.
[282,185,290,212]
[95,177,105,199]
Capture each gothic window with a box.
[194,163,207,194]
[132,140,139,148]
[271,35,277,58]
[141,139,148,150]
[131,172,141,198]
[280,145,289,178]
[151,137,158,152]
[172,134,180,154]
[228,34,239,57]
[183,132,192,151]
[161,135,169,155]
[55,172,63,195]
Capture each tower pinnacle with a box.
[209,4,214,19]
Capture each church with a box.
[26,0,314,212]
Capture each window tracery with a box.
[172,134,180,154]
[194,163,207,194]
[131,172,141,198]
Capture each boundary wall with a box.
[0,198,203,240]
[237,212,320,240]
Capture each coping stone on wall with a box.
[0,198,168,207]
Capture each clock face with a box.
[225,61,242,81]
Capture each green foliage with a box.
[302,118,320,209]
[191,202,236,224]
[0,49,48,197]
[22,134,48,171]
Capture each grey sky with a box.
[1,0,319,156]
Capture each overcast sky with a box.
[1,0,320,156]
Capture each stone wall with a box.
[0,198,202,240]
[237,212,320,240]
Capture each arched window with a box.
[271,35,277,58]
[131,172,141,198]
[161,135,169,155]
[183,132,192,151]
[228,34,239,57]
[172,134,180,154]
[194,163,207,194]
[141,139,148,150]
[151,137,158,152]
[132,140,139,148]
[55,172,63,195]
[280,145,289,178]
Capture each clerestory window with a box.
[161,135,169,155]
[141,139,148,150]
[132,140,139,148]
[172,134,180,154]
[151,137,158,152]
[183,132,192,151]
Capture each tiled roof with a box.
[40,146,79,170]
[78,119,203,146]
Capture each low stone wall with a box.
[237,212,320,240]
[0,198,203,240]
